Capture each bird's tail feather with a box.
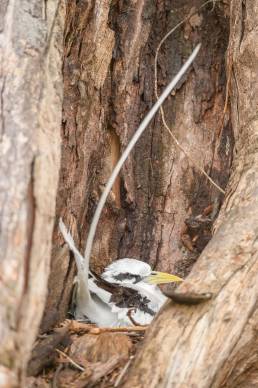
[59,218,95,277]
[59,218,84,273]
[59,218,92,307]
[59,219,118,324]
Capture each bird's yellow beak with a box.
[146,271,183,285]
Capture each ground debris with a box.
[27,326,71,376]
[70,332,132,364]
[56,356,126,388]
[31,319,145,387]
[65,319,147,334]
[26,376,49,388]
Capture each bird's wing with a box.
[124,282,167,312]
[59,220,123,326]
[59,221,157,326]
[88,278,112,304]
[88,276,156,326]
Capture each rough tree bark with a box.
[0,1,64,385]
[1,0,257,387]
[124,1,258,386]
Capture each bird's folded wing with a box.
[90,275,157,323]
[88,278,112,304]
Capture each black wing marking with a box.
[92,275,155,316]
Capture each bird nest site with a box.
[25,2,231,386]
[26,320,146,388]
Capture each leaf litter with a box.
[26,319,146,387]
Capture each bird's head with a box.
[102,258,183,285]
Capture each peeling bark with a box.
[0,0,64,384]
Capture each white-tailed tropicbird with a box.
[59,219,182,326]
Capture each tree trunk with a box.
[124,1,258,386]
[0,0,64,385]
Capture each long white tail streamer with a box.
[83,44,201,278]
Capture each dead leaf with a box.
[70,332,132,364]
[54,368,81,388]
[27,327,70,376]
[73,356,125,388]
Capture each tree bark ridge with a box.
[0,0,64,384]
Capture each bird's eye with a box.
[133,275,142,284]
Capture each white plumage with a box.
[59,219,182,327]
[102,258,151,283]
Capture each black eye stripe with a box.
[113,273,142,283]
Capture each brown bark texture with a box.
[0,0,64,385]
[124,1,258,387]
[43,0,233,334]
[1,0,257,386]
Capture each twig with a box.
[68,320,148,334]
[89,326,147,334]
[126,332,145,338]
[55,348,85,372]
[114,356,134,387]
[127,308,142,326]
[154,0,225,195]
[88,356,125,387]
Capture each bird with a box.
[59,219,183,327]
